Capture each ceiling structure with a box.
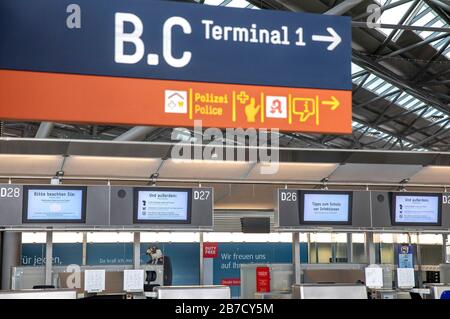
[4,138,450,191]
[0,0,449,152]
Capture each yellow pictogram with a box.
[292,98,318,123]
[244,97,262,123]
[260,93,265,124]
[322,96,340,110]
[232,91,237,122]
[232,91,265,124]
[189,88,193,120]
[185,88,340,127]
[287,95,340,126]
[236,91,250,104]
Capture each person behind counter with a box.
[145,245,172,286]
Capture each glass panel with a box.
[335,242,348,263]
[317,243,333,263]
[446,243,450,263]
[380,243,395,264]
[352,243,367,263]
[420,245,443,265]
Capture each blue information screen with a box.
[136,191,189,221]
[134,188,192,223]
[393,193,441,225]
[300,191,352,225]
[23,186,86,222]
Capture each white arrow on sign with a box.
[312,27,342,51]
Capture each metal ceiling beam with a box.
[418,68,450,83]
[412,38,450,82]
[35,122,54,138]
[373,0,421,55]
[353,53,449,114]
[398,105,431,137]
[353,0,418,21]
[114,126,158,141]
[377,33,449,61]
[364,91,404,126]
[352,117,426,147]
[428,0,450,13]
[353,89,401,109]
[324,0,363,15]
[410,120,450,148]
[257,0,449,150]
[352,21,450,32]
[377,104,428,126]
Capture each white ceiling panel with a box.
[409,166,450,184]
[63,156,162,178]
[158,159,254,180]
[329,164,423,183]
[247,163,339,181]
[0,154,63,176]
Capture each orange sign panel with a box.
[0,70,352,134]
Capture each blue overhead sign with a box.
[0,0,352,90]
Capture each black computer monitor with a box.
[299,191,353,225]
[391,192,442,226]
[133,187,192,224]
[22,185,87,223]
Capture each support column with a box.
[347,233,353,263]
[415,233,423,287]
[366,232,376,265]
[133,232,140,269]
[82,232,87,266]
[45,231,53,286]
[292,232,301,284]
[306,233,311,264]
[199,233,204,285]
[0,233,2,288]
[442,234,448,264]
[35,122,54,138]
[1,232,21,290]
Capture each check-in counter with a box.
[300,263,367,284]
[370,288,396,299]
[0,289,77,299]
[240,264,293,299]
[424,284,450,299]
[292,284,368,299]
[154,285,231,299]
[254,292,292,299]
[11,265,164,295]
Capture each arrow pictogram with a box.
[322,96,340,110]
[312,27,342,51]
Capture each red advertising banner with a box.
[256,266,270,293]
[221,278,241,286]
[203,242,218,258]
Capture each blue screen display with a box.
[394,194,440,225]
[303,193,351,223]
[25,188,85,221]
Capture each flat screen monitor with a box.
[391,192,442,226]
[22,186,87,223]
[299,191,353,225]
[133,187,192,224]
